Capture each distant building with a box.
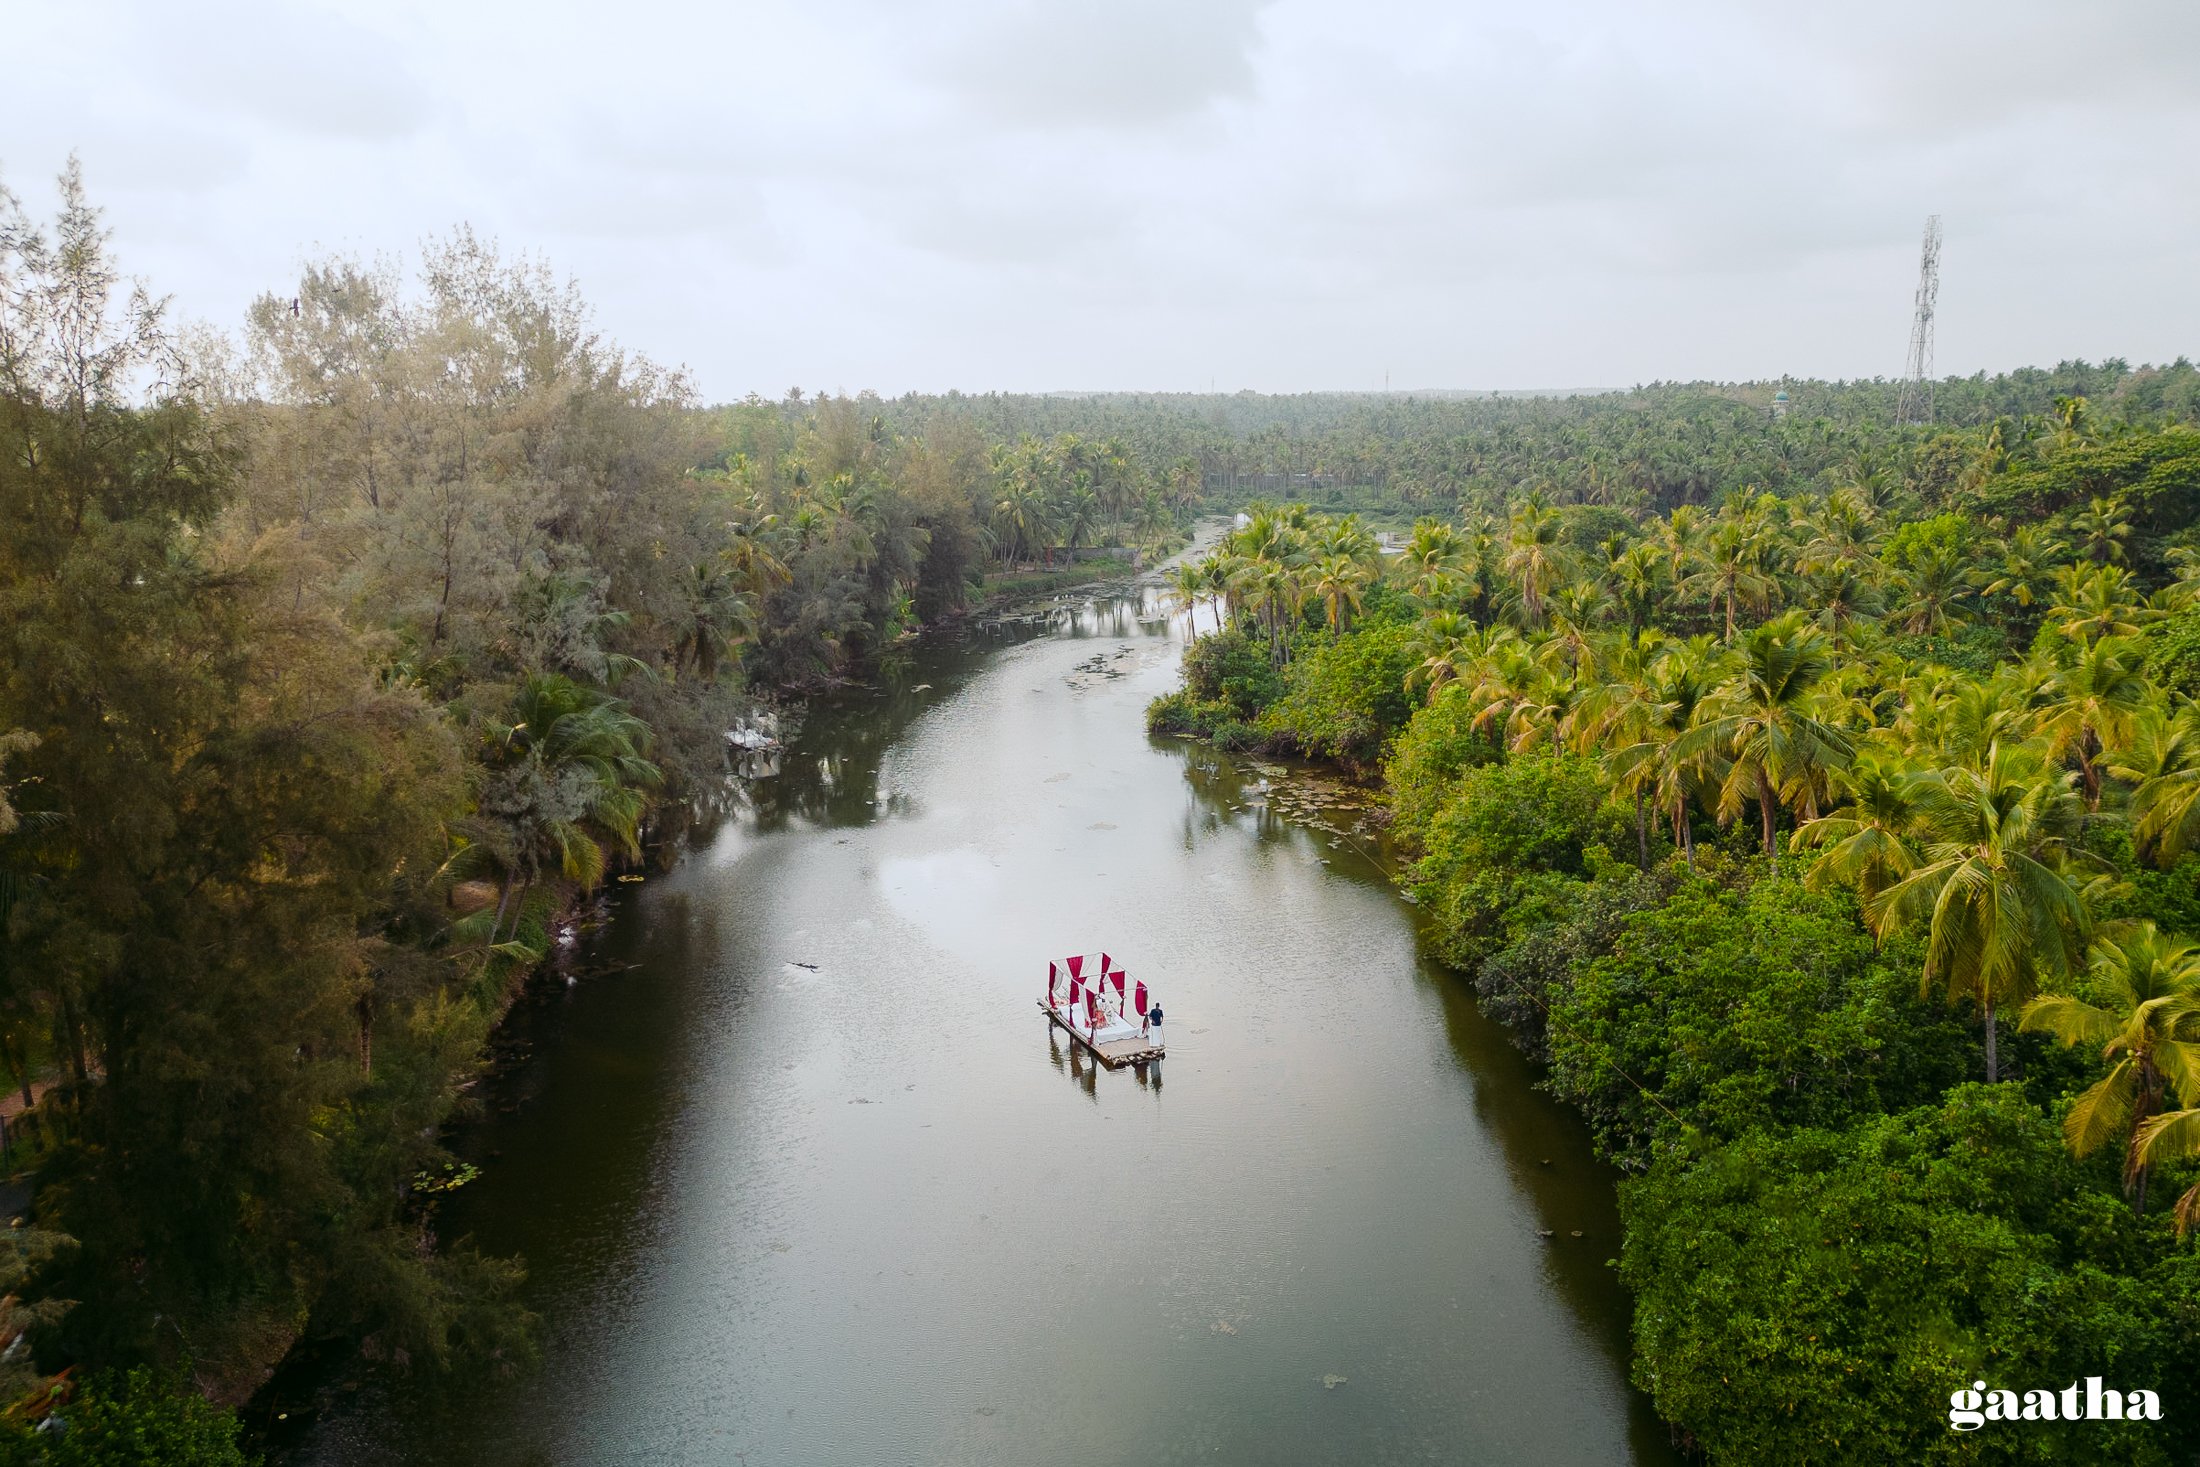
[1771,389,1791,421]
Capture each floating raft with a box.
[1042,952,1164,1068]
[1039,999,1165,1067]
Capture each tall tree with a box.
[2020,923,2200,1215]
[1867,741,2093,1081]
[1671,614,1851,859]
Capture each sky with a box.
[7,0,2198,399]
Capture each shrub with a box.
[1257,618,1420,767]
[1382,682,1500,852]
[1407,753,1626,971]
[2145,604,2200,697]
[1473,857,1679,1063]
[0,1370,253,1467]
[1621,1088,2200,1466]
[1179,625,1282,717]
[1544,872,1973,1164]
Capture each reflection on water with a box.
[290,578,1676,1467]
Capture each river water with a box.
[297,576,1674,1466]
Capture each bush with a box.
[1621,1088,2200,1466]
[1179,625,1283,717]
[2145,604,2200,697]
[1407,753,1626,971]
[1966,427,2200,530]
[1885,623,2011,674]
[0,1370,253,1467]
[1473,858,1679,1063]
[1544,871,1973,1164]
[1257,618,1420,767]
[1382,683,1500,852]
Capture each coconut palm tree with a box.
[1801,562,1887,648]
[2115,701,2200,865]
[475,673,665,937]
[2035,635,2149,809]
[1791,749,1922,905]
[723,515,792,600]
[1981,524,2066,611]
[1407,614,1496,700]
[1867,740,2093,1081]
[1654,504,1704,586]
[1576,630,1673,867]
[1243,558,1302,666]
[2069,495,2132,565]
[1461,637,1547,744]
[1061,486,1102,555]
[1398,518,1465,601]
[2020,923,2200,1215]
[2132,1105,2200,1237]
[1310,554,1369,638]
[1165,562,1206,644]
[1683,511,1779,641]
[1792,486,1883,576]
[1135,488,1172,541]
[1199,552,1238,625]
[2049,563,2148,646]
[1618,636,1729,865]
[1671,613,1852,859]
[1888,546,1974,636]
[1502,494,1567,629]
[672,561,757,681]
[1610,542,1668,632]
[992,478,1054,566]
[1319,513,1379,567]
[1499,667,1585,755]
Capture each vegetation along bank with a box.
[0,169,1199,1460]
[1148,367,2200,1463]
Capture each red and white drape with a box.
[1048,953,1154,1026]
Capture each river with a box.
[294,571,1675,1466]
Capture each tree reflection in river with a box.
[290,578,1675,1467]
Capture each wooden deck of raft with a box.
[1038,1000,1166,1067]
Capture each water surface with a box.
[299,583,1672,1465]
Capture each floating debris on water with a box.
[1322,1375,1348,1390]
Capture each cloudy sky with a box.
[8,0,2197,398]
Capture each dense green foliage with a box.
[1545,873,1973,1162]
[1407,754,1623,972]
[1148,375,2200,1458]
[1378,684,1499,843]
[1623,1089,2199,1464]
[840,361,2200,522]
[1253,610,1420,765]
[0,169,1208,1433]
[0,1371,251,1467]
[12,151,2200,1454]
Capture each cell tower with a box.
[1895,215,1942,426]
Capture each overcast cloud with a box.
[7,0,2197,397]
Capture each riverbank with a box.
[286,568,1669,1466]
[1141,505,2200,1464]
